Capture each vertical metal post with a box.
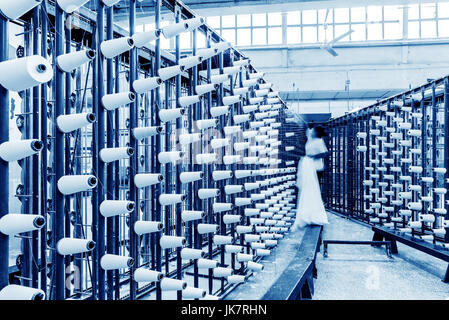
[54,1,66,300]
[114,55,120,299]
[95,0,106,300]
[129,0,138,301]
[444,78,449,242]
[154,0,162,301]
[40,2,48,294]
[106,5,114,300]
[0,12,9,292]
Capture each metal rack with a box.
[0,0,302,300]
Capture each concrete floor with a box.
[314,212,449,300]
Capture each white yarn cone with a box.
[245,234,261,242]
[158,65,184,81]
[233,142,250,152]
[223,155,241,165]
[160,235,186,249]
[185,17,205,32]
[249,97,264,104]
[212,170,233,181]
[159,193,186,206]
[100,37,134,59]
[195,119,218,130]
[133,76,162,94]
[102,0,121,6]
[196,153,217,164]
[134,221,164,235]
[56,238,95,255]
[234,59,250,66]
[197,47,218,60]
[223,66,242,75]
[181,210,205,222]
[178,133,202,146]
[102,92,135,111]
[132,126,162,140]
[213,235,233,245]
[242,79,258,87]
[133,267,163,282]
[234,197,252,207]
[183,286,206,299]
[100,254,134,270]
[181,248,205,259]
[249,72,264,79]
[179,171,203,183]
[57,175,97,195]
[197,223,218,234]
[0,285,45,300]
[255,249,270,256]
[132,29,161,48]
[267,97,280,104]
[210,138,230,149]
[179,55,202,70]
[197,258,218,269]
[196,83,218,95]
[210,105,230,117]
[234,170,251,179]
[236,253,253,262]
[244,208,261,216]
[213,202,234,213]
[0,139,42,162]
[233,87,249,95]
[242,105,258,113]
[99,200,134,218]
[211,41,231,53]
[0,55,52,92]
[223,95,241,105]
[233,114,250,124]
[56,49,95,73]
[225,245,244,253]
[134,173,163,188]
[247,261,264,271]
[210,74,230,84]
[223,125,241,135]
[236,225,253,234]
[178,94,201,107]
[56,0,90,14]
[100,147,133,163]
[258,82,272,89]
[0,0,42,20]
[227,275,245,284]
[223,214,242,224]
[244,183,260,191]
[160,278,187,290]
[161,21,189,38]
[57,112,96,133]
[249,121,264,128]
[158,108,185,122]
[198,188,220,199]
[255,89,269,97]
[213,267,233,277]
[158,151,184,164]
[0,214,45,236]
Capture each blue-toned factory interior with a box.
[0,0,449,302]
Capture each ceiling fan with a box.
[320,8,354,57]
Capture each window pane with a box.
[384,5,402,21]
[408,4,419,20]
[207,16,220,29]
[237,28,251,46]
[287,26,301,44]
[318,9,333,24]
[438,3,449,18]
[287,11,300,25]
[302,10,317,24]
[334,8,349,23]
[160,37,170,49]
[252,13,266,27]
[408,21,420,38]
[222,29,235,45]
[222,15,235,28]
[318,25,333,42]
[421,3,436,19]
[351,23,366,41]
[302,26,317,43]
[367,6,382,22]
[384,22,402,40]
[196,32,206,48]
[334,24,350,41]
[351,7,365,23]
[367,23,382,40]
[268,27,282,44]
[268,12,282,26]
[145,23,155,31]
[421,20,436,38]
[252,28,266,45]
[237,14,250,27]
[438,20,449,37]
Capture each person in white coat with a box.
[292,126,329,230]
